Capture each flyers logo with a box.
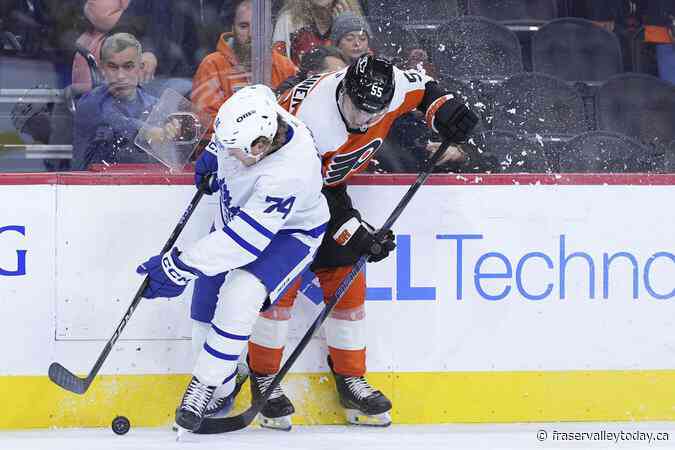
[324,139,383,185]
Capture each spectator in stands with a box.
[2,0,84,172]
[1,0,83,86]
[273,0,364,65]
[72,0,118,91]
[215,0,284,31]
[192,1,285,65]
[191,0,297,149]
[643,0,675,84]
[73,0,200,96]
[109,1,198,96]
[72,33,176,169]
[194,0,237,61]
[275,44,347,94]
[330,11,370,63]
[72,0,158,93]
[1,0,79,55]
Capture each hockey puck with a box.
[111,416,130,435]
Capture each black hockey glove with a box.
[363,228,396,263]
[433,101,479,144]
[333,217,396,263]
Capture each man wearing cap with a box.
[191,0,298,154]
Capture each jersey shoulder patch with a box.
[281,73,325,115]
[394,67,431,93]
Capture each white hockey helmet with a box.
[213,84,278,156]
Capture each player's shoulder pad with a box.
[393,66,434,94]
[257,172,303,199]
[279,71,339,115]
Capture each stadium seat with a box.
[532,18,623,82]
[1,31,22,52]
[595,73,675,149]
[492,72,588,136]
[466,0,558,23]
[439,77,495,130]
[431,16,523,81]
[368,18,422,66]
[559,131,653,172]
[629,27,660,77]
[363,0,458,24]
[667,141,675,172]
[474,129,557,173]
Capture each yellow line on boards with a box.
[3,370,675,429]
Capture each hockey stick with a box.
[195,141,452,434]
[48,186,206,394]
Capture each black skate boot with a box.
[328,355,392,426]
[175,376,216,432]
[250,369,295,431]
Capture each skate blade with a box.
[345,409,392,427]
[175,425,198,442]
[259,414,292,431]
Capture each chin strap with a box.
[336,86,368,134]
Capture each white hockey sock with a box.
[191,320,210,366]
[250,313,291,350]
[325,305,366,351]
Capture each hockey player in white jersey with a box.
[136,84,329,433]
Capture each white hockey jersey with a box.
[181,114,329,276]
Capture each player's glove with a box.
[364,228,396,263]
[194,149,219,194]
[333,217,396,263]
[136,248,199,299]
[429,98,479,144]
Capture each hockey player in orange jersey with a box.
[242,54,479,430]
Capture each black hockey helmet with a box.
[343,55,395,113]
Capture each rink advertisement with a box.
[1,173,675,428]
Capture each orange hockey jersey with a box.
[278,66,435,186]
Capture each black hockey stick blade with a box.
[194,141,453,434]
[48,188,205,395]
[48,362,91,395]
[195,407,256,434]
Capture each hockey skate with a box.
[205,362,250,418]
[172,362,249,432]
[175,376,216,433]
[328,356,392,427]
[250,368,296,431]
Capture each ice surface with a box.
[2,423,675,450]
